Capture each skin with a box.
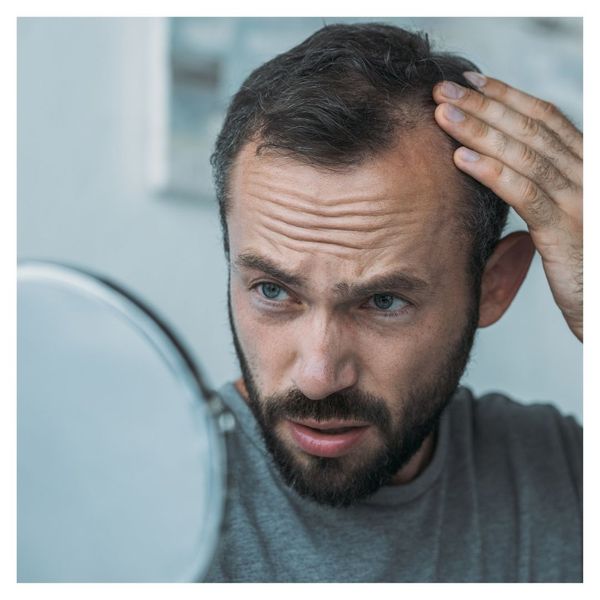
[228,128,499,489]
[433,73,583,340]
[226,73,582,491]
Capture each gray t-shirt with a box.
[203,382,582,583]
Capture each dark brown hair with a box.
[211,22,509,283]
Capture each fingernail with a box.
[458,147,480,162]
[440,81,465,99]
[463,71,487,88]
[444,104,465,122]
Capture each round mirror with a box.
[17,260,231,582]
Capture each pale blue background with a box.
[17,17,583,422]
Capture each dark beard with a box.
[227,278,479,508]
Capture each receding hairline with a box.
[223,120,466,220]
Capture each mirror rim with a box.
[18,258,229,582]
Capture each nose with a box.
[291,312,359,400]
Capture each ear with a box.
[478,231,536,328]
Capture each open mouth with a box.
[286,420,371,458]
[290,418,370,431]
[303,425,358,435]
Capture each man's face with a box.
[226,129,479,507]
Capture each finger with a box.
[434,103,579,205]
[462,72,583,160]
[432,81,582,186]
[452,146,562,232]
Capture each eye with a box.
[258,282,289,301]
[368,293,408,313]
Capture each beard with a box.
[227,281,479,508]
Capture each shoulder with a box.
[451,386,581,444]
[444,389,582,581]
[474,389,580,454]
[449,387,582,497]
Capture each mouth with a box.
[293,418,370,431]
[286,419,371,458]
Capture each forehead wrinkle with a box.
[234,131,464,218]
[243,179,395,220]
[253,217,409,252]
[239,153,419,214]
[251,189,395,220]
[230,136,468,282]
[245,187,429,250]
[257,209,397,236]
[262,235,394,261]
[256,226,384,251]
[234,140,461,237]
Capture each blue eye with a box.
[259,282,288,301]
[370,293,407,312]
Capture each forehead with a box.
[227,128,467,286]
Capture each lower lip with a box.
[287,421,370,458]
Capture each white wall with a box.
[17,17,583,422]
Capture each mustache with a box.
[262,387,393,434]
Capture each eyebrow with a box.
[234,252,430,299]
[234,252,308,288]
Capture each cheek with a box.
[359,328,440,391]
[230,279,295,389]
[360,300,472,393]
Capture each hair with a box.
[210,22,509,286]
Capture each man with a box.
[203,23,582,582]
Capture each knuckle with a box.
[533,98,557,119]
[519,180,558,227]
[519,143,539,167]
[485,160,510,184]
[520,179,540,205]
[544,101,559,116]
[474,92,490,112]
[491,132,509,156]
[490,160,505,181]
[542,126,565,154]
[552,172,574,192]
[532,156,553,182]
[471,119,489,139]
[522,115,541,138]
[494,80,509,99]
[499,104,512,122]
[531,155,569,190]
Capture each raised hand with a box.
[433,73,583,341]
